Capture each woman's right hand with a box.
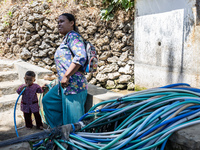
[61,75,70,88]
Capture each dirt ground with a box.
[0,105,49,142]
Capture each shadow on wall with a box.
[167,43,174,84]
[196,0,200,25]
[178,15,185,83]
[167,4,196,83]
[167,41,184,83]
[176,6,195,83]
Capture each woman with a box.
[42,13,88,128]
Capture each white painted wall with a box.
[134,0,200,88]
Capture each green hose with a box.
[69,134,101,149]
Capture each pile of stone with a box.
[0,0,135,90]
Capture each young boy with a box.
[16,71,43,130]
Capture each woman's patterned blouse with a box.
[54,31,88,95]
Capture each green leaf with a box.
[100,0,134,21]
[8,11,12,17]
[122,0,127,8]
[107,5,114,13]
[128,1,134,8]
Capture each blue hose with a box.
[160,83,191,88]
[138,108,200,139]
[71,133,98,143]
[159,83,200,93]
[33,140,44,147]
[112,105,168,150]
[14,87,26,137]
[172,87,200,93]
[161,136,169,150]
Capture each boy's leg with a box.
[33,111,43,129]
[24,112,33,128]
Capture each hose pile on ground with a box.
[31,83,200,149]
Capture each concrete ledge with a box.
[85,84,124,112]
[14,60,53,83]
[88,84,123,100]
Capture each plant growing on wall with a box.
[2,11,12,27]
[7,10,12,17]
[100,0,134,21]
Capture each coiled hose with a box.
[30,83,200,150]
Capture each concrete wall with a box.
[134,0,200,88]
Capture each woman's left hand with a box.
[61,75,70,88]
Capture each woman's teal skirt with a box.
[42,84,87,128]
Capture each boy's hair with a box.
[25,71,36,77]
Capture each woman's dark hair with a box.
[25,71,36,77]
[61,13,79,33]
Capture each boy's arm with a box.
[42,84,48,91]
[36,84,44,93]
[16,84,27,94]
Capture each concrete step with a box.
[0,93,20,112]
[0,71,18,82]
[0,59,14,71]
[14,60,53,83]
[0,80,22,96]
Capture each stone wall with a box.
[0,0,135,90]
